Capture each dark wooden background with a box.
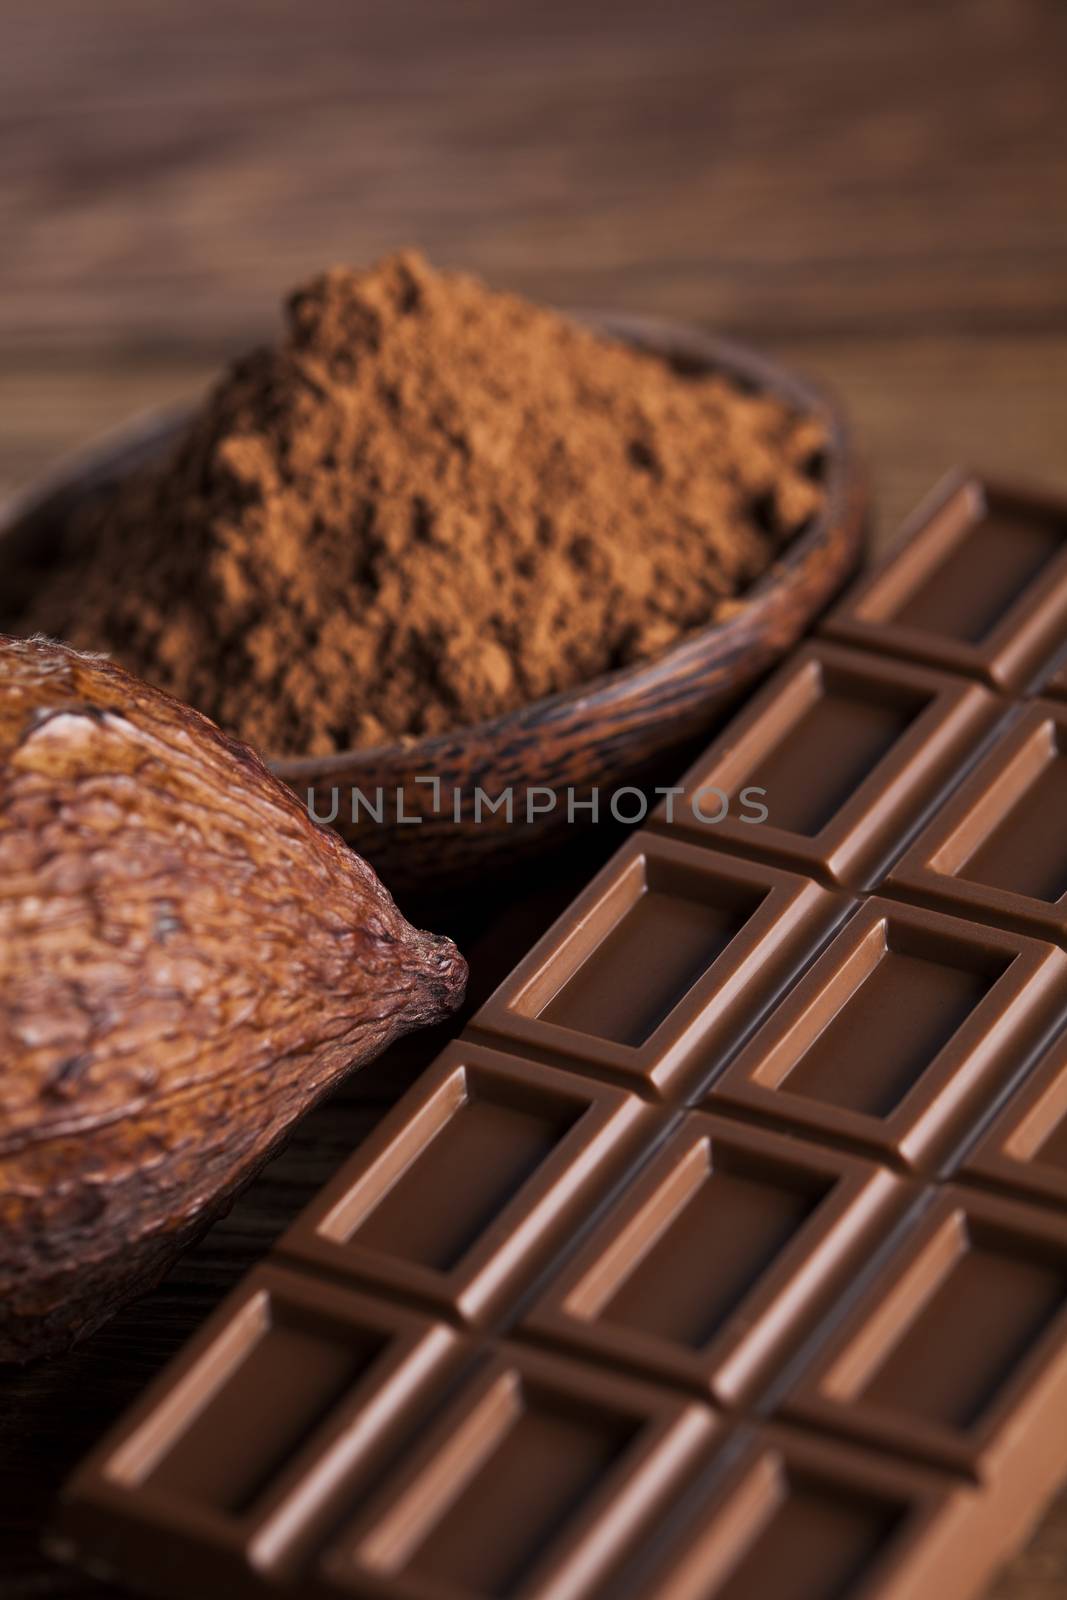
[2,1,1067,1594]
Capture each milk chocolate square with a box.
[961,1026,1067,1209]
[55,1265,461,1591]
[887,701,1067,944]
[318,1344,715,1600]
[522,1112,903,1405]
[275,1042,650,1326]
[474,833,839,1099]
[783,1187,1067,1483]
[822,471,1067,693]
[654,641,999,890]
[706,899,1067,1172]
[618,1426,976,1600]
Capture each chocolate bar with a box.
[54,474,1067,1600]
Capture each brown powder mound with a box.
[5,252,827,756]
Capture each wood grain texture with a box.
[1,0,1066,1593]
[2,0,1067,354]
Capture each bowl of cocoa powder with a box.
[0,253,864,887]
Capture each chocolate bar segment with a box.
[473,833,840,1099]
[782,1187,1067,1483]
[961,1025,1067,1209]
[652,642,1000,890]
[1034,655,1067,704]
[274,1043,651,1325]
[54,1265,461,1594]
[821,472,1067,693]
[317,1344,715,1600]
[609,1426,978,1600]
[706,899,1067,1172]
[521,1112,903,1405]
[887,700,1067,944]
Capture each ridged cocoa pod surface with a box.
[0,635,467,1362]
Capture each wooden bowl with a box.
[0,313,866,890]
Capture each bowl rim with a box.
[0,309,861,777]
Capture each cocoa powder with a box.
[5,252,826,756]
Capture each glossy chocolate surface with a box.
[821,472,1067,693]
[888,701,1067,944]
[653,641,1001,890]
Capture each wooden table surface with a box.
[2,1,1067,1594]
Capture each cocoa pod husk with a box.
[0,634,466,1361]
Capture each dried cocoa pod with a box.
[0,634,467,1361]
